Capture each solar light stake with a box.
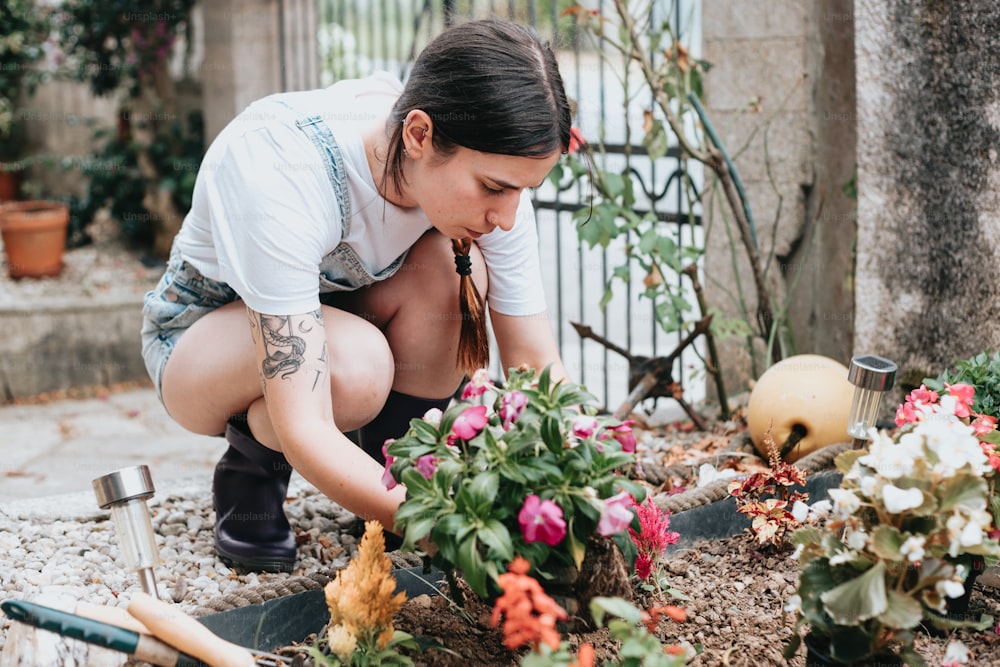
[847,354,898,449]
[93,465,161,598]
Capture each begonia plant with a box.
[384,365,647,599]
[784,386,1000,665]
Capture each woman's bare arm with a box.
[246,306,406,530]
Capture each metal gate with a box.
[300,0,704,412]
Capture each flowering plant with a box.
[384,366,647,599]
[922,354,1000,533]
[490,556,688,667]
[784,388,1000,665]
[313,520,418,666]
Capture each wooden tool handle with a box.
[75,602,151,635]
[127,592,256,667]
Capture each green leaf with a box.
[590,596,645,625]
[456,535,488,598]
[938,474,989,512]
[540,415,564,452]
[403,516,436,547]
[467,471,500,507]
[879,588,924,629]
[869,526,904,561]
[834,449,865,475]
[477,519,514,561]
[642,118,669,161]
[820,561,888,625]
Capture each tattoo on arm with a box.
[256,308,323,380]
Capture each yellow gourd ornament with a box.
[746,354,854,463]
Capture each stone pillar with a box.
[854,0,1000,394]
[701,0,856,391]
[201,0,282,144]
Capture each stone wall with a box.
[701,0,857,391]
[854,0,1000,395]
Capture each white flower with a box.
[828,548,856,566]
[899,535,926,562]
[941,640,970,666]
[783,594,801,614]
[959,520,985,548]
[422,407,443,426]
[859,432,916,479]
[827,488,861,519]
[791,500,810,523]
[936,578,966,600]
[859,475,879,498]
[808,500,832,520]
[905,417,987,477]
[881,484,924,513]
[845,527,868,551]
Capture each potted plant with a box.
[384,365,648,627]
[783,385,1000,666]
[0,199,70,278]
[923,351,1000,535]
[0,0,50,201]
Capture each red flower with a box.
[628,496,679,580]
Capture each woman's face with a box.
[408,144,561,240]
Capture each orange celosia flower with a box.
[324,520,407,657]
[571,642,595,667]
[641,604,688,633]
[490,555,568,651]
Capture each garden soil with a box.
[280,531,1000,666]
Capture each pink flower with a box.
[895,401,919,427]
[517,495,567,546]
[597,492,634,537]
[381,441,398,490]
[572,415,599,439]
[972,414,997,437]
[461,369,493,400]
[947,383,975,418]
[567,126,586,154]
[448,405,489,445]
[415,454,439,480]
[910,385,940,405]
[602,420,637,453]
[499,390,528,429]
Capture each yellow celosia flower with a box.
[323,520,407,653]
[327,624,357,662]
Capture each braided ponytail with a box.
[452,237,489,376]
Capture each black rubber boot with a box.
[358,390,453,464]
[213,419,296,572]
[356,390,453,550]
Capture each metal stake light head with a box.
[93,465,162,598]
[847,354,898,445]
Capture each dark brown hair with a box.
[383,18,572,376]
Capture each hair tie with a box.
[454,253,472,276]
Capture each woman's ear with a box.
[402,109,433,159]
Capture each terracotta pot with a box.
[0,200,70,279]
[0,169,20,202]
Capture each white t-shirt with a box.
[173,72,547,317]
